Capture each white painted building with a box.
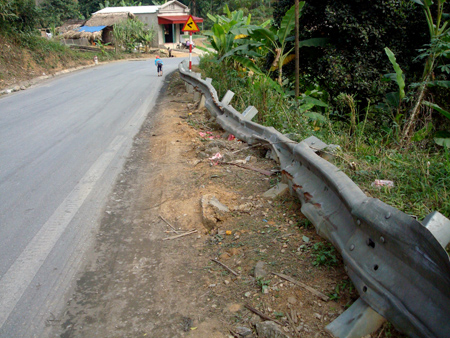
[93,0,203,47]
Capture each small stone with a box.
[263,183,289,199]
[288,297,297,305]
[201,194,229,230]
[250,314,262,325]
[255,321,291,338]
[224,280,230,285]
[235,326,252,337]
[254,261,267,279]
[244,292,251,298]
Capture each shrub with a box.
[272,0,430,107]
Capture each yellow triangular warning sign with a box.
[182,15,200,32]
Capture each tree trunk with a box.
[401,57,434,146]
[278,66,282,86]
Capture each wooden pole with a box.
[295,0,299,98]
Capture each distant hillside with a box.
[0,33,93,90]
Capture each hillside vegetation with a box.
[197,1,450,222]
[0,0,154,90]
[0,33,97,90]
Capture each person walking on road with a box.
[155,55,163,77]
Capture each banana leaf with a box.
[385,47,406,100]
[278,2,305,45]
[423,100,450,120]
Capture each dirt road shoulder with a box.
[52,72,401,338]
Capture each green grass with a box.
[311,242,339,267]
[198,55,450,222]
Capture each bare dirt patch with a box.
[51,72,405,338]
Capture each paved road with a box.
[0,57,181,337]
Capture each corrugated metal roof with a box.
[94,6,160,15]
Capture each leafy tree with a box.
[0,0,39,33]
[99,0,142,9]
[272,0,430,105]
[40,0,82,27]
[139,25,156,52]
[202,5,259,59]
[112,19,150,52]
[79,0,152,18]
[401,0,450,144]
[246,3,327,86]
[78,0,103,17]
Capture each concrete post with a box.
[198,78,212,109]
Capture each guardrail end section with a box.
[221,90,235,106]
[423,211,450,249]
[325,298,386,338]
[242,106,258,121]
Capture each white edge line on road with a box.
[0,134,127,329]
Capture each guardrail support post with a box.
[185,82,194,94]
[198,78,212,109]
[423,211,450,249]
[325,298,386,338]
[242,106,258,121]
[193,73,202,101]
[221,90,235,106]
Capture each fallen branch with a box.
[229,330,239,338]
[272,272,329,302]
[211,258,239,276]
[219,162,274,176]
[159,215,179,233]
[142,199,170,210]
[244,304,283,326]
[231,143,262,154]
[163,230,197,241]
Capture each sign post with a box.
[182,15,200,72]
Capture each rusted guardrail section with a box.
[178,61,450,338]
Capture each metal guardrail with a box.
[178,61,450,338]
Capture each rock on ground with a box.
[201,194,230,230]
[255,321,291,338]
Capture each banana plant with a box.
[219,3,328,86]
[383,47,406,123]
[139,26,155,53]
[402,0,450,144]
[385,46,450,146]
[201,5,262,59]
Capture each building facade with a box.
[93,0,203,47]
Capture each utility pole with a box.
[295,0,299,98]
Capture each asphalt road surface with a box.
[0,57,181,337]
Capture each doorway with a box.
[163,24,174,43]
